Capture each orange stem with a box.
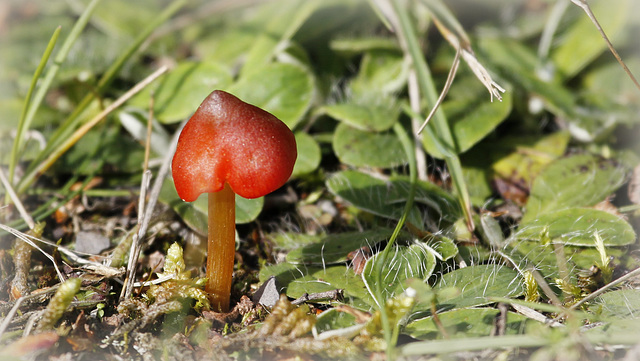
[206,182,236,312]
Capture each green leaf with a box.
[235,195,264,225]
[404,308,529,340]
[460,164,493,207]
[523,154,628,223]
[267,232,323,251]
[505,240,627,283]
[350,50,409,96]
[333,123,407,168]
[446,83,513,154]
[286,228,395,265]
[229,62,314,129]
[551,0,631,78]
[259,263,375,310]
[420,75,513,155]
[428,235,458,262]
[130,61,232,124]
[583,58,640,109]
[241,0,322,73]
[292,131,321,177]
[326,170,461,227]
[590,289,640,319]
[491,131,572,186]
[196,28,258,68]
[515,208,636,246]
[160,178,264,235]
[416,265,523,314]
[363,243,437,302]
[314,309,359,335]
[321,100,398,132]
[478,213,505,248]
[56,125,144,175]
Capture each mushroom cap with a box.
[172,90,297,202]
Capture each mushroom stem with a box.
[206,182,236,312]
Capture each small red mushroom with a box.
[172,90,297,312]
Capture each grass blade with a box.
[368,122,418,358]
[18,0,186,194]
[13,0,101,172]
[17,67,169,194]
[8,26,62,184]
[388,0,475,230]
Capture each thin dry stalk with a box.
[408,69,428,181]
[428,9,505,102]
[0,168,35,230]
[143,95,155,177]
[417,46,461,134]
[120,171,151,301]
[10,224,44,300]
[570,0,640,93]
[569,266,640,311]
[119,119,185,301]
[0,224,64,284]
[29,66,169,186]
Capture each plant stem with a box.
[8,26,61,185]
[390,0,475,231]
[373,122,418,359]
[207,183,236,312]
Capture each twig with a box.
[291,289,344,305]
[490,302,509,336]
[459,48,505,102]
[511,303,564,328]
[496,249,564,307]
[119,120,185,301]
[120,171,151,301]
[570,0,640,93]
[531,269,564,308]
[431,300,449,339]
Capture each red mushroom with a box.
[172,90,297,312]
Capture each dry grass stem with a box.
[0,224,64,283]
[408,68,428,181]
[120,119,184,301]
[417,46,461,134]
[511,303,564,328]
[0,168,35,230]
[570,0,640,93]
[568,266,640,311]
[31,66,169,187]
[431,18,505,102]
